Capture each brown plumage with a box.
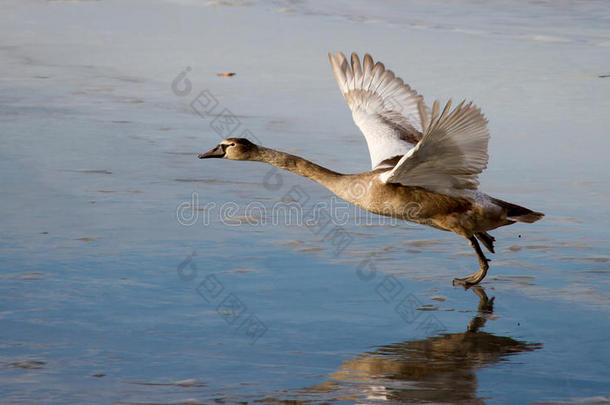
[197,52,544,286]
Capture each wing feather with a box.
[329,51,430,169]
[381,99,490,194]
[351,53,362,85]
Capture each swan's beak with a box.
[198,145,225,159]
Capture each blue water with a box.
[1,0,609,403]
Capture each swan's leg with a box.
[475,231,495,253]
[453,236,490,287]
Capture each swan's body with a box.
[198,52,544,286]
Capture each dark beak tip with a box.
[197,147,224,159]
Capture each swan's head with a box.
[198,138,259,161]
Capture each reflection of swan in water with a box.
[297,287,542,404]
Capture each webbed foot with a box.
[453,236,490,288]
[452,265,488,288]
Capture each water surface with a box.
[1,0,609,403]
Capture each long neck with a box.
[255,147,344,192]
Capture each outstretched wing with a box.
[380,99,490,194]
[329,52,430,170]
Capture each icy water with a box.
[1,0,609,403]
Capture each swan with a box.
[198,52,544,286]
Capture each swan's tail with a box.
[492,198,545,224]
